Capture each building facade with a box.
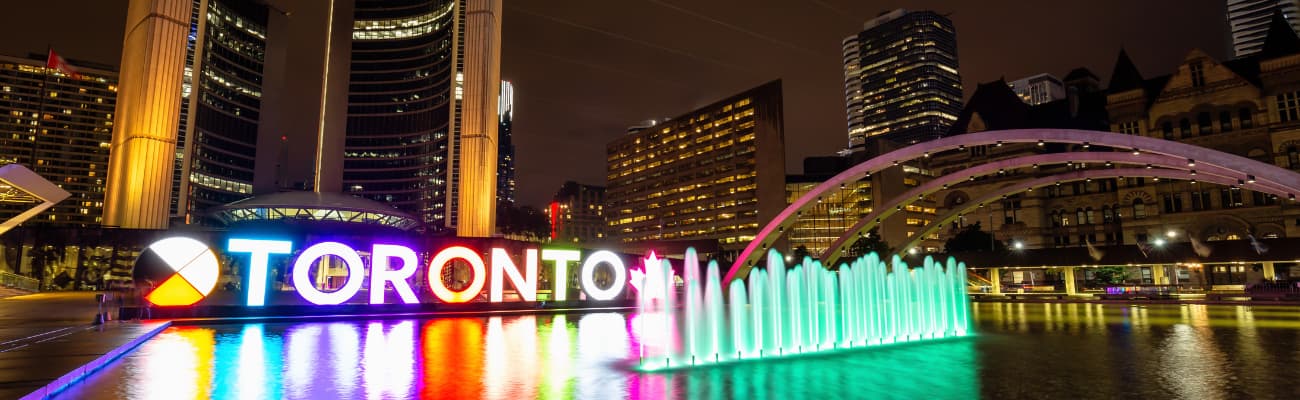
[785,155,940,257]
[88,0,496,232]
[546,181,605,243]
[1228,0,1300,57]
[0,55,117,227]
[843,9,961,147]
[175,0,268,224]
[927,75,1110,253]
[344,0,458,228]
[1008,73,1066,106]
[925,22,1300,285]
[606,80,786,251]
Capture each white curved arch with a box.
[817,154,1284,266]
[725,129,1300,284]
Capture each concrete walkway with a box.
[0,321,168,400]
[0,292,103,350]
[0,292,170,399]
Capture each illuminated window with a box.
[1117,121,1139,135]
[352,3,453,40]
[1279,91,1300,122]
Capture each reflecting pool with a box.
[58,303,1300,399]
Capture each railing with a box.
[1247,282,1300,296]
[0,271,39,292]
[1104,285,1183,296]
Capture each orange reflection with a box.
[420,318,485,399]
[138,327,215,400]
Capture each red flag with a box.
[45,49,80,78]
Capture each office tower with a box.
[842,9,961,147]
[498,80,516,205]
[1228,0,1300,56]
[546,181,605,243]
[103,0,497,231]
[343,0,458,227]
[102,0,191,229]
[606,80,785,250]
[174,0,268,224]
[1007,73,1065,106]
[783,154,940,256]
[0,55,117,226]
[455,0,502,237]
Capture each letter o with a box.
[581,250,627,301]
[292,242,365,305]
[427,246,487,303]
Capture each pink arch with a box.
[887,168,1288,256]
[725,129,1300,284]
[817,153,1288,266]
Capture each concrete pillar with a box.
[1064,266,1077,295]
[102,0,190,229]
[1151,264,1166,285]
[1263,262,1276,281]
[990,268,1002,294]
[455,0,503,237]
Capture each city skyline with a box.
[0,0,1232,208]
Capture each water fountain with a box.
[635,248,970,370]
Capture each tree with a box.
[848,228,892,258]
[495,202,551,240]
[944,222,1005,253]
[1091,266,1128,285]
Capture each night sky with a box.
[0,0,1229,208]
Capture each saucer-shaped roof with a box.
[211,191,420,231]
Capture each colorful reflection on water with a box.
[58,303,1300,399]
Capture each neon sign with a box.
[224,238,631,306]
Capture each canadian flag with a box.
[45,49,80,78]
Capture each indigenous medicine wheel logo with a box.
[133,237,220,306]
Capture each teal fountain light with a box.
[634,248,971,371]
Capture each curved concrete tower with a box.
[102,0,190,229]
[455,0,502,237]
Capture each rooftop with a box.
[210,191,421,231]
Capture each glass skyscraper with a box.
[1228,0,1300,56]
[345,0,458,228]
[175,0,267,224]
[842,9,961,147]
[498,80,515,205]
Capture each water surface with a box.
[58,303,1300,399]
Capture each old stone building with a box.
[923,15,1300,286]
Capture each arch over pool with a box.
[725,129,1300,284]
[817,154,1286,266]
[882,168,1289,264]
